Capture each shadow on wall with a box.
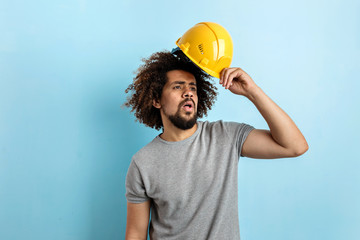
[78,77,157,239]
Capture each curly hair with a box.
[124,50,218,130]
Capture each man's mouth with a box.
[181,100,195,112]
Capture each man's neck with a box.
[159,122,198,142]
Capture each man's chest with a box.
[144,151,237,211]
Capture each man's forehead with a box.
[166,70,196,84]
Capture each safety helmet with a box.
[173,22,233,79]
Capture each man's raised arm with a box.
[220,67,308,159]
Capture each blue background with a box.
[1,0,359,239]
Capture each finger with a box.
[220,68,226,84]
[220,68,228,86]
[221,68,232,85]
[223,68,237,88]
[223,68,236,89]
[226,70,241,89]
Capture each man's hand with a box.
[220,67,258,97]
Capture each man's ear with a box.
[152,99,161,109]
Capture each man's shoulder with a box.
[201,119,240,129]
[131,136,161,163]
[201,120,254,135]
[199,119,224,128]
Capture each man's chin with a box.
[168,113,197,130]
[184,111,195,117]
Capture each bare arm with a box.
[125,200,151,240]
[220,67,308,158]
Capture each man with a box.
[124,50,308,240]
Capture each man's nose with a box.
[182,87,194,98]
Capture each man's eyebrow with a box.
[171,81,197,86]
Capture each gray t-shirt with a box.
[125,120,254,240]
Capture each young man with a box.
[124,51,308,240]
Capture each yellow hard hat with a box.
[174,22,233,79]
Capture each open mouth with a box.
[182,100,194,112]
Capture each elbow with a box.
[293,142,309,157]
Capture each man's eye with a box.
[174,86,181,89]
[191,87,197,91]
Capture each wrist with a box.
[245,85,262,102]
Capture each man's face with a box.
[153,70,198,130]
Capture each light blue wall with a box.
[1,0,359,239]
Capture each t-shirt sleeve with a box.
[223,121,255,158]
[125,159,150,203]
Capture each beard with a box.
[166,99,198,130]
